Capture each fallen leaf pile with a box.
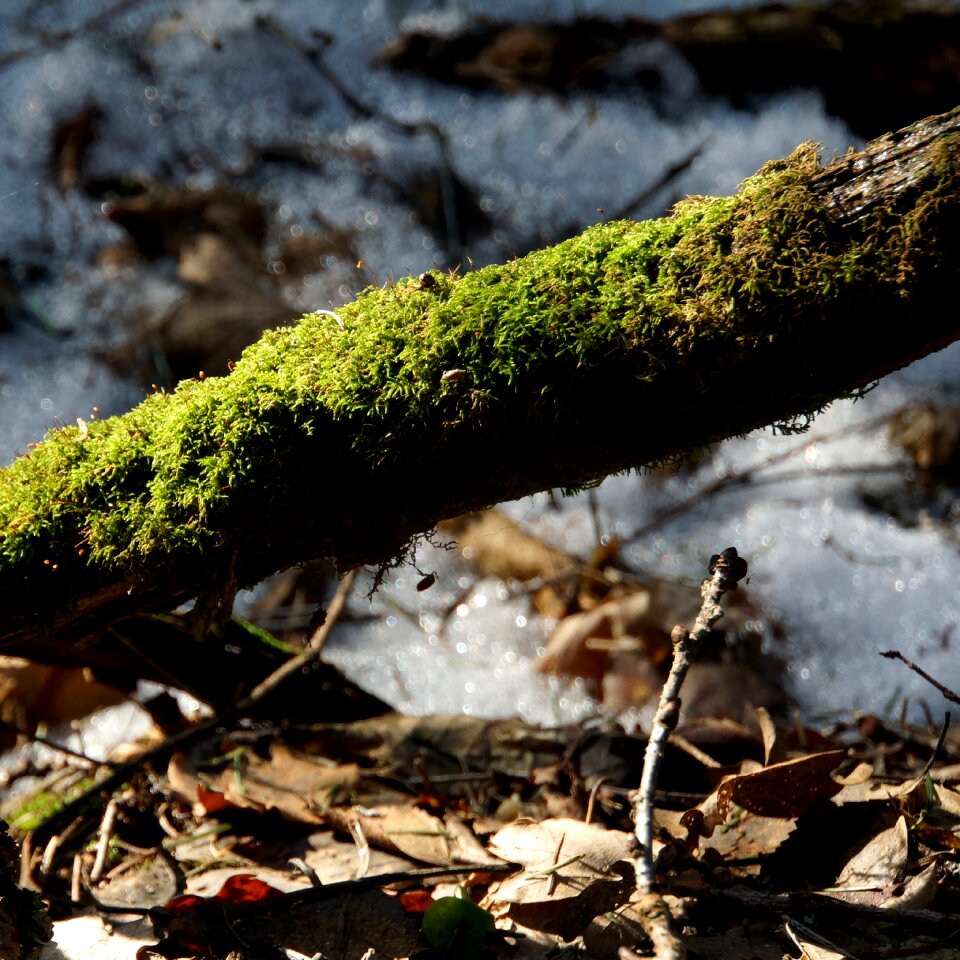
[5,501,960,959]
[4,687,960,959]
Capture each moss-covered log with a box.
[3,106,960,655]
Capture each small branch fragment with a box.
[89,796,120,885]
[880,649,960,705]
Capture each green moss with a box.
[0,140,955,607]
[6,779,96,835]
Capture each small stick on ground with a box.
[630,547,748,959]
[880,649,960,705]
[89,795,120,884]
[242,568,356,702]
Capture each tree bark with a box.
[3,106,960,657]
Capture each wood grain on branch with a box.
[3,106,960,658]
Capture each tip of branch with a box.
[708,546,748,585]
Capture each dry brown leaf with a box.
[824,814,938,911]
[667,771,795,865]
[930,763,960,781]
[52,103,102,193]
[831,777,912,806]
[888,860,940,911]
[279,227,359,279]
[166,744,357,823]
[829,815,908,905]
[717,750,846,819]
[152,230,291,376]
[537,590,669,682]
[94,853,180,909]
[833,761,874,787]
[0,657,128,734]
[700,811,796,865]
[443,510,577,585]
[486,817,635,879]
[934,783,960,815]
[230,745,357,821]
[888,403,960,473]
[442,814,503,865]
[300,828,418,884]
[443,508,620,620]
[483,818,635,938]
[914,821,960,851]
[785,918,858,960]
[322,804,456,866]
[756,706,780,766]
[456,25,560,88]
[298,713,571,781]
[106,185,266,261]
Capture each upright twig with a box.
[89,797,120,885]
[630,547,748,959]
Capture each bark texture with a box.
[3,106,960,655]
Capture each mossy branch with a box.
[3,106,960,656]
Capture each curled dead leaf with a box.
[717,750,846,820]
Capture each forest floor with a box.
[4,520,960,960]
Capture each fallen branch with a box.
[3,106,960,655]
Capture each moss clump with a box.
[5,779,96,835]
[0,140,956,628]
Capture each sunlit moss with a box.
[0,140,955,613]
[6,779,96,835]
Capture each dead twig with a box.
[630,547,748,959]
[784,917,862,960]
[611,139,708,221]
[711,883,960,930]
[916,711,952,783]
[880,649,960,706]
[0,719,101,767]
[244,569,355,701]
[89,796,120,884]
[87,862,515,920]
[0,0,147,70]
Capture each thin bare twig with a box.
[611,139,708,221]
[915,712,952,785]
[880,649,960,706]
[0,719,101,767]
[623,406,909,548]
[87,862,515,919]
[244,569,355,702]
[89,796,120,884]
[630,547,748,960]
[0,0,148,69]
[70,853,83,903]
